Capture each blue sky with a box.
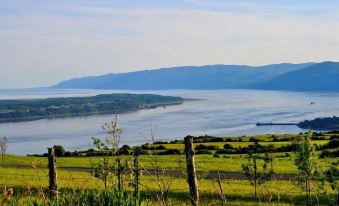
[1,0,339,88]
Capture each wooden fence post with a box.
[184,135,199,206]
[117,158,123,191]
[48,147,58,200]
[133,151,140,199]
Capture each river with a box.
[1,88,339,154]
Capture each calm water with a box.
[1,89,339,155]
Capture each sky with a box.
[1,0,339,88]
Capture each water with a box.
[1,88,339,155]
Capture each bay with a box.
[1,88,339,155]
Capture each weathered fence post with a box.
[184,135,199,206]
[48,147,58,200]
[117,158,123,191]
[133,149,140,201]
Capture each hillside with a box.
[53,63,313,90]
[254,61,339,91]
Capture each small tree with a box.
[53,145,65,157]
[0,136,8,160]
[92,137,110,190]
[324,162,339,204]
[102,113,124,191]
[91,113,125,191]
[242,141,273,198]
[293,131,322,206]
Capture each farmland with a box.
[0,131,338,205]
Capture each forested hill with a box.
[0,93,183,123]
[53,63,313,90]
[298,116,339,130]
[53,62,339,91]
[254,62,339,91]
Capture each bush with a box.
[195,149,212,155]
[216,149,235,154]
[155,145,166,150]
[320,149,339,158]
[141,144,166,150]
[208,137,224,142]
[64,151,72,157]
[119,148,130,155]
[249,137,259,142]
[330,135,339,140]
[223,143,233,149]
[323,139,339,149]
[195,144,218,150]
[157,149,181,155]
[120,145,130,150]
[53,145,66,157]
[141,144,149,150]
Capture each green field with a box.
[1,132,338,205]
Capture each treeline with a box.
[30,134,339,158]
[0,93,183,122]
[298,116,339,130]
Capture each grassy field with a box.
[1,166,337,205]
[1,132,338,205]
[160,140,329,150]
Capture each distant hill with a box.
[53,63,313,90]
[254,62,339,91]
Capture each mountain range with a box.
[53,61,339,92]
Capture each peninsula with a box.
[0,93,184,123]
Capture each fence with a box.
[0,136,337,206]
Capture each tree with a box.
[242,141,273,198]
[293,131,322,206]
[92,137,110,190]
[324,162,339,204]
[102,113,124,191]
[0,136,8,160]
[53,145,65,157]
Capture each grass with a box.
[2,152,337,174]
[1,170,337,205]
[1,133,338,205]
[160,139,329,150]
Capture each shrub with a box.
[196,149,212,155]
[223,144,233,149]
[249,137,259,142]
[141,144,150,150]
[158,149,181,155]
[119,148,130,155]
[323,139,339,149]
[53,145,66,157]
[155,145,166,150]
[120,145,130,150]
[216,149,234,154]
[330,135,339,140]
[64,151,72,157]
[320,149,339,158]
[195,144,218,150]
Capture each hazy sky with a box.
[1,0,339,88]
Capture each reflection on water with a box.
[1,89,339,154]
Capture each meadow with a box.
[0,132,338,205]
